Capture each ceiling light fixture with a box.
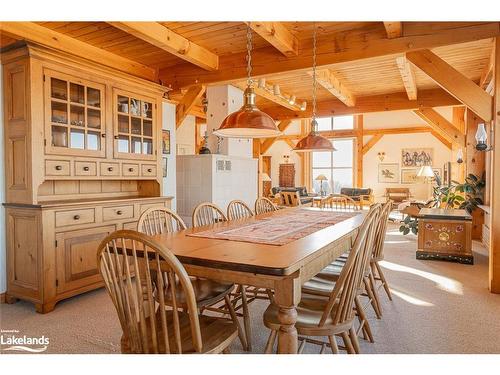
[213,25,281,139]
[294,23,336,152]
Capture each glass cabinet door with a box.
[114,90,156,160]
[45,71,105,157]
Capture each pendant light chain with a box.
[312,22,317,122]
[246,24,253,87]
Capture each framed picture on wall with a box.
[378,163,400,183]
[401,168,422,184]
[162,130,170,155]
[162,157,168,178]
[401,148,433,167]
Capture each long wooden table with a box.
[151,207,365,353]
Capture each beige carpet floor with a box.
[1,223,500,354]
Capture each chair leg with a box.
[375,261,393,301]
[222,347,231,354]
[240,284,252,352]
[264,330,277,354]
[328,335,339,354]
[224,295,248,351]
[355,295,374,343]
[363,276,382,319]
[349,327,361,354]
[341,332,355,354]
[369,271,383,317]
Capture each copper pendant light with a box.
[213,25,281,139]
[294,24,336,152]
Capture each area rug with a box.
[188,208,360,246]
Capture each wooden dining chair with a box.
[254,197,278,215]
[191,202,253,351]
[227,200,254,220]
[138,206,187,234]
[280,191,302,207]
[321,194,361,211]
[97,230,238,354]
[263,207,379,354]
[192,202,227,227]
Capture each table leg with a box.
[274,276,301,354]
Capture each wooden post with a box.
[452,107,466,183]
[489,37,500,293]
[355,115,364,188]
[253,139,263,197]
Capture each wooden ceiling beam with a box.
[479,47,494,89]
[413,107,465,145]
[176,85,206,128]
[0,21,156,81]
[108,22,219,71]
[430,129,453,150]
[233,82,304,112]
[310,69,356,106]
[260,120,293,154]
[362,134,384,155]
[159,22,500,89]
[383,22,402,39]
[247,22,298,57]
[396,56,418,100]
[262,87,460,121]
[406,49,493,122]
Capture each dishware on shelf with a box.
[120,103,129,113]
[130,99,140,116]
[142,102,149,117]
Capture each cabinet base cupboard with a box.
[2,43,172,313]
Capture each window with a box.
[314,115,354,131]
[312,139,354,194]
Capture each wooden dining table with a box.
[150,206,365,354]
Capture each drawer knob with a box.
[128,167,134,172]
[83,166,90,171]
[147,168,152,173]
[116,210,123,215]
[73,215,80,220]
[55,165,62,171]
[108,167,114,172]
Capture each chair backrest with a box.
[319,205,380,327]
[227,200,254,220]
[322,194,360,211]
[97,230,202,354]
[137,207,187,236]
[280,191,301,207]
[192,202,227,227]
[254,197,278,215]
[385,188,410,203]
[372,200,392,261]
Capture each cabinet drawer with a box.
[122,163,139,177]
[100,162,119,176]
[46,160,71,176]
[55,208,95,227]
[102,205,134,222]
[75,161,97,176]
[141,164,157,177]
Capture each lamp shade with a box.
[213,87,281,139]
[417,165,435,178]
[315,174,328,181]
[294,119,336,152]
[261,173,272,182]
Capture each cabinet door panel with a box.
[55,225,115,294]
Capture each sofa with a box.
[271,186,315,205]
[339,187,374,207]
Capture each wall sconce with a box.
[257,78,266,89]
[475,123,493,151]
[456,148,464,164]
[377,152,385,162]
[300,101,307,111]
[288,95,296,105]
[283,154,290,163]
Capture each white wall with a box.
[363,109,454,202]
[0,70,5,293]
[162,101,177,211]
[175,115,196,155]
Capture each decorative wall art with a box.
[378,163,400,183]
[401,168,423,184]
[162,130,170,155]
[401,148,433,167]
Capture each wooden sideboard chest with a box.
[417,208,473,264]
[2,43,172,312]
[279,163,295,187]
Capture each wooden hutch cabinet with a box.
[2,43,172,313]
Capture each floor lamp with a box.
[417,165,435,200]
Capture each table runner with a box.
[187,208,359,246]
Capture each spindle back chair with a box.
[254,197,278,215]
[227,200,254,220]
